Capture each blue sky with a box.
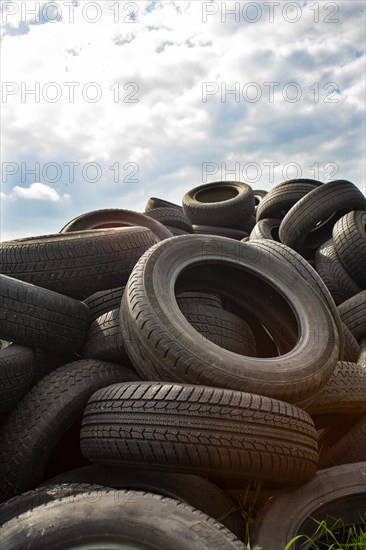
[1,0,365,240]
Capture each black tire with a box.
[306,361,366,416]
[333,210,366,288]
[183,181,255,229]
[176,291,223,309]
[0,483,102,527]
[279,180,366,258]
[32,349,77,384]
[338,290,366,341]
[44,465,244,539]
[0,359,139,502]
[321,414,366,467]
[341,321,361,362]
[249,218,281,241]
[0,227,157,299]
[0,489,246,550]
[315,239,362,305]
[251,462,366,549]
[253,189,267,207]
[82,309,127,364]
[0,275,89,353]
[256,179,322,222]
[176,302,256,356]
[145,196,182,212]
[0,345,35,413]
[83,286,125,322]
[59,208,173,240]
[166,225,190,235]
[246,239,343,355]
[146,207,194,233]
[193,225,249,240]
[358,337,366,367]
[121,235,339,404]
[81,382,318,483]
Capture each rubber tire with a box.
[83,286,125,322]
[279,180,366,258]
[246,239,343,356]
[176,302,256,356]
[0,227,157,299]
[256,179,322,222]
[341,321,361,362]
[145,196,183,212]
[193,225,249,240]
[251,462,366,550]
[0,359,140,502]
[321,414,366,468]
[183,181,255,229]
[59,208,173,240]
[32,349,77,384]
[121,235,339,405]
[306,361,366,416]
[0,483,102,527]
[338,290,366,341]
[44,465,244,539]
[82,309,127,364]
[176,291,223,309]
[249,219,281,241]
[333,210,366,288]
[253,189,267,207]
[315,239,362,305]
[0,275,90,353]
[146,207,194,233]
[80,382,318,483]
[0,345,35,413]
[0,489,246,550]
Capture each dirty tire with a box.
[83,287,125,322]
[0,275,90,353]
[341,322,361,362]
[249,219,281,241]
[59,208,173,241]
[0,345,35,413]
[333,210,366,288]
[80,382,318,484]
[0,227,157,299]
[338,290,366,341]
[183,181,255,229]
[0,489,247,550]
[146,207,194,233]
[315,239,362,305]
[45,465,244,539]
[251,462,366,549]
[121,235,339,404]
[0,360,139,502]
[279,180,366,258]
[256,179,322,221]
[306,362,366,416]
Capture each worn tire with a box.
[341,321,361,362]
[121,235,339,404]
[251,462,366,549]
[0,275,89,353]
[321,414,366,468]
[0,489,246,550]
[338,290,366,341]
[183,181,255,229]
[145,196,182,212]
[249,219,281,241]
[315,239,362,305]
[83,287,125,322]
[82,309,127,364]
[81,382,318,483]
[279,180,366,258]
[0,227,157,299]
[193,225,249,240]
[59,208,173,240]
[146,207,194,233]
[0,345,35,413]
[0,359,139,502]
[45,465,244,539]
[333,210,366,288]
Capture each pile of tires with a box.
[0,180,365,549]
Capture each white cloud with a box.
[7,183,70,202]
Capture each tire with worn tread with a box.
[249,219,281,241]
[321,414,366,467]
[0,345,35,413]
[0,275,89,353]
[80,382,318,483]
[341,321,361,362]
[338,290,366,341]
[0,489,247,550]
[83,287,125,322]
[333,210,366,288]
[82,309,127,364]
[251,462,366,549]
[146,207,194,233]
[0,359,139,502]
[145,196,182,212]
[279,180,366,258]
[193,225,249,240]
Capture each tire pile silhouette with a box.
[0,178,365,548]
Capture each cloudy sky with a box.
[1,0,365,240]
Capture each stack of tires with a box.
[0,180,365,549]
